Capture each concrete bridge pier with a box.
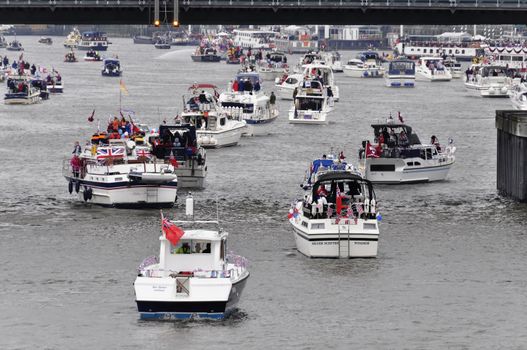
[496,110,527,202]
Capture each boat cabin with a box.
[153,124,200,161]
[183,113,228,131]
[388,59,415,75]
[359,51,381,62]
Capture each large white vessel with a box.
[385,58,415,87]
[485,46,527,69]
[344,51,385,78]
[395,34,484,61]
[290,166,380,258]
[289,79,333,125]
[465,65,515,97]
[302,63,339,101]
[64,139,178,208]
[182,84,246,148]
[232,29,276,50]
[78,31,109,51]
[274,26,318,53]
[415,57,452,82]
[358,118,456,184]
[219,72,278,136]
[134,198,249,320]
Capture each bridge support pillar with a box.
[496,110,527,202]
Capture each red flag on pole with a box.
[162,218,185,246]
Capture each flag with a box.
[19,53,23,61]
[136,148,152,159]
[169,154,179,168]
[398,111,404,123]
[119,80,129,95]
[88,109,95,122]
[162,218,185,246]
[366,141,379,158]
[96,146,125,159]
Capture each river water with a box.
[0,36,526,349]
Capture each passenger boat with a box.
[64,138,178,208]
[385,58,415,87]
[191,47,221,62]
[101,58,122,77]
[46,70,64,93]
[6,40,23,51]
[64,51,77,63]
[322,51,343,73]
[302,63,339,101]
[508,84,527,110]
[78,31,109,51]
[38,37,53,45]
[358,116,456,184]
[219,72,279,136]
[256,51,289,81]
[484,46,527,69]
[394,34,484,61]
[289,162,380,258]
[288,79,333,125]
[150,123,208,188]
[233,29,276,50]
[84,49,102,62]
[275,73,303,100]
[464,65,515,98]
[344,51,385,78]
[443,57,463,79]
[63,27,81,48]
[4,78,41,104]
[415,57,452,82]
[182,84,246,148]
[134,195,249,320]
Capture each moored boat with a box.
[415,57,452,82]
[385,58,415,87]
[6,40,23,51]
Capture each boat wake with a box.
[156,48,194,60]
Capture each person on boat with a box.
[238,79,245,92]
[2,56,8,66]
[176,243,191,254]
[399,130,409,147]
[70,155,81,178]
[198,90,208,104]
[270,91,276,105]
[202,243,211,253]
[254,80,260,92]
[293,87,298,100]
[72,141,82,155]
[431,135,441,152]
[232,79,239,92]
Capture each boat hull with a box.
[288,110,328,125]
[174,167,207,189]
[344,67,384,78]
[415,70,452,82]
[191,55,221,62]
[4,94,40,105]
[360,159,454,184]
[385,75,415,88]
[197,125,245,148]
[47,84,63,93]
[243,114,278,136]
[78,43,108,51]
[465,82,509,97]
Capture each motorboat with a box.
[133,35,154,44]
[38,37,53,45]
[134,196,249,320]
[64,51,77,63]
[302,63,339,101]
[182,83,246,148]
[150,124,208,188]
[358,116,456,183]
[322,51,343,73]
[191,47,221,62]
[154,38,171,49]
[289,165,380,258]
[4,78,41,104]
[464,65,515,98]
[443,57,462,79]
[63,27,81,48]
[385,58,415,88]
[256,52,289,81]
[63,138,178,208]
[84,49,102,62]
[30,78,50,100]
[296,51,323,72]
[344,51,385,78]
[78,31,109,51]
[415,57,452,82]
[6,40,23,51]
[288,79,333,125]
[219,72,279,136]
[46,70,64,93]
[275,73,303,100]
[508,83,527,110]
[101,58,122,77]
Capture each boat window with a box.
[370,164,395,172]
[462,50,465,54]
[406,162,414,166]
[426,148,433,159]
[220,118,226,126]
[286,77,298,84]
[423,49,427,54]
[115,177,122,181]
[301,221,308,228]
[311,223,325,230]
[363,223,377,230]
[414,161,421,166]
[171,241,191,254]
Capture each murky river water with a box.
[0,36,526,349]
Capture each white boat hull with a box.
[288,109,328,125]
[4,94,40,105]
[197,123,245,148]
[244,114,278,136]
[359,158,454,184]
[344,67,384,78]
[385,75,415,88]
[415,69,452,82]
[258,69,286,81]
[465,82,509,97]
[174,167,206,188]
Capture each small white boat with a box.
[465,65,515,98]
[4,79,41,105]
[256,52,289,80]
[415,57,452,82]
[344,51,385,78]
[443,57,463,79]
[275,73,303,100]
[385,58,415,88]
[290,165,380,258]
[289,79,333,125]
[6,40,23,51]
[46,71,64,93]
[358,117,456,184]
[322,51,343,73]
[134,195,249,320]
[182,84,246,148]
[219,72,279,136]
[84,49,102,62]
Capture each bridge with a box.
[1,0,527,25]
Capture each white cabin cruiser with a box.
[275,73,303,100]
[64,139,178,208]
[385,58,415,87]
[134,198,249,320]
[415,57,452,82]
[219,72,278,136]
[465,65,515,98]
[256,52,289,81]
[302,63,339,101]
[344,51,385,78]
[46,70,64,93]
[182,84,246,148]
[508,83,527,110]
[322,51,343,72]
[5,76,41,105]
[358,118,455,184]
[290,169,380,258]
[289,79,332,125]
[443,57,462,79]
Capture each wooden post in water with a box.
[496,110,527,202]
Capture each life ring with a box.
[68,181,73,194]
[75,181,80,193]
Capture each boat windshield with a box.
[389,60,415,74]
[296,97,323,111]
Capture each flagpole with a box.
[119,79,122,114]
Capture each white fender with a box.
[364,198,370,213]
[370,199,376,214]
[311,201,317,216]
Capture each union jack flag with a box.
[96,147,125,160]
[136,148,151,159]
